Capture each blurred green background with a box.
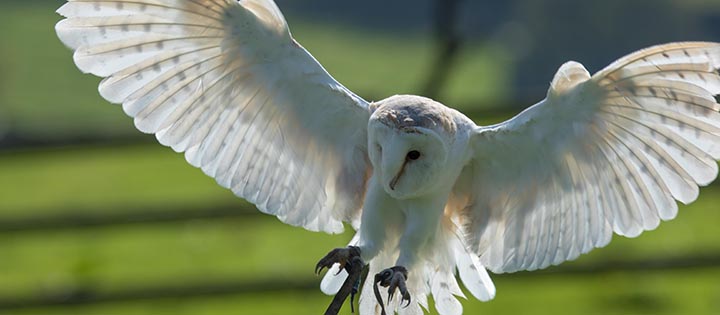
[1,1,719,314]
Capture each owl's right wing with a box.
[454,42,720,273]
[56,0,372,233]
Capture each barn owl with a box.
[55,0,720,314]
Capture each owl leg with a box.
[374,266,411,315]
[316,246,366,315]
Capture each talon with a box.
[373,266,410,315]
[401,290,411,308]
[316,247,354,275]
[321,247,365,315]
[315,260,332,275]
[373,273,388,315]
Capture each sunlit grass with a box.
[0,3,132,140]
[0,144,720,314]
[0,144,238,219]
[2,140,718,265]
[0,216,353,301]
[7,269,720,315]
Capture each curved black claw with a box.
[315,246,361,275]
[319,246,366,315]
[373,266,411,315]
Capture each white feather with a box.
[431,270,464,315]
[454,243,495,302]
[55,0,371,234]
[462,42,720,273]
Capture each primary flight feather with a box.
[55,1,720,314]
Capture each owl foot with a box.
[374,266,411,315]
[317,246,366,315]
[315,246,362,275]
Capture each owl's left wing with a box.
[55,0,371,234]
[456,42,720,273]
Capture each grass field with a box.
[2,132,719,315]
[1,1,719,315]
[5,269,720,315]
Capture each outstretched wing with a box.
[55,0,371,234]
[457,42,720,273]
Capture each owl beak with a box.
[389,161,408,190]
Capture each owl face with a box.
[368,97,452,200]
[368,123,449,199]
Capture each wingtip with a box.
[55,2,69,17]
[54,18,81,51]
[548,61,591,98]
[239,0,290,36]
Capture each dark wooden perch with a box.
[324,257,367,315]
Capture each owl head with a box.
[368,95,458,199]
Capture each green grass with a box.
[7,291,332,315]
[0,144,238,219]
[2,142,719,265]
[0,216,353,301]
[7,269,720,315]
[481,269,720,315]
[1,143,719,314]
[0,3,133,140]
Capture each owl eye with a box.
[407,150,421,160]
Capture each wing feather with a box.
[460,42,720,273]
[56,0,371,233]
